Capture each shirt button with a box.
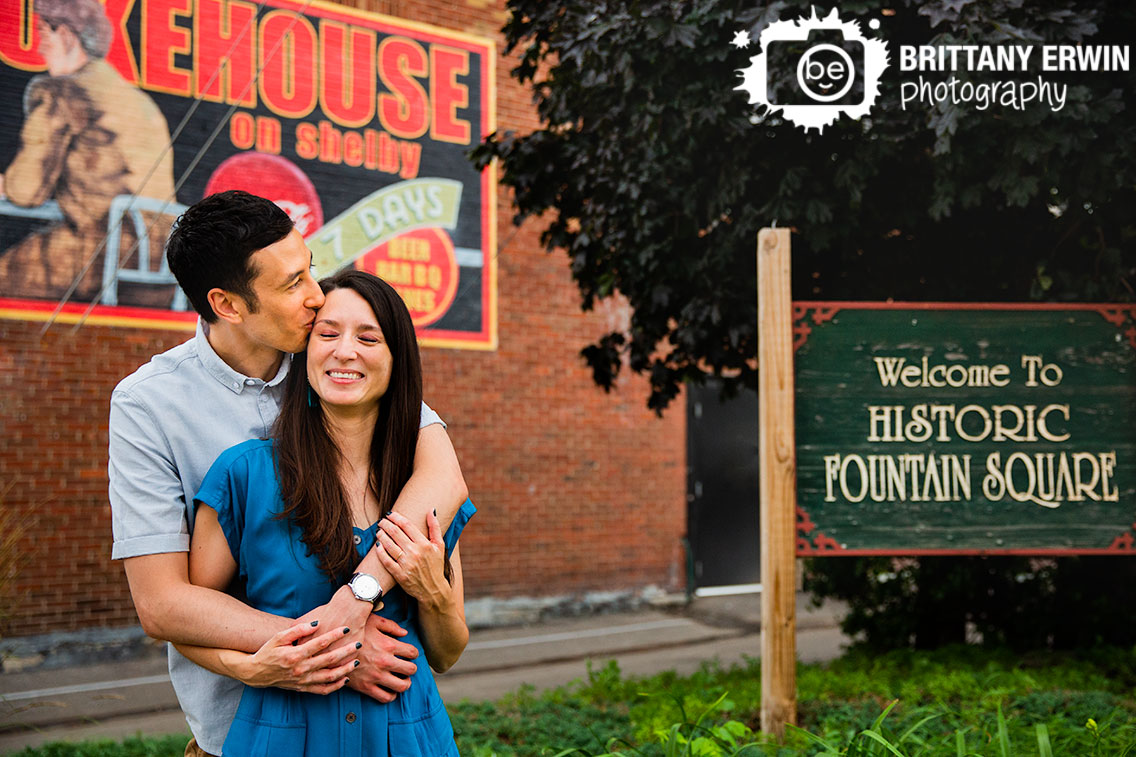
[345,712,357,724]
[352,534,362,545]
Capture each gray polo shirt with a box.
[109,321,442,754]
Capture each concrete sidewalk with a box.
[0,594,848,754]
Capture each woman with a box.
[184,270,474,756]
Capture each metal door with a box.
[686,380,760,590]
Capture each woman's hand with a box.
[376,512,468,672]
[375,511,451,610]
[226,620,359,694]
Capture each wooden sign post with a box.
[757,228,797,739]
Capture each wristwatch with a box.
[348,572,383,606]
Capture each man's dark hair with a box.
[166,190,294,323]
[35,0,112,59]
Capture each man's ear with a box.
[57,25,79,52]
[206,288,246,325]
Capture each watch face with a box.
[352,574,380,600]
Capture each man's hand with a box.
[346,614,419,703]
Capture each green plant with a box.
[1036,723,1053,757]
[449,682,632,757]
[804,556,1136,652]
[13,648,1136,756]
[5,734,189,757]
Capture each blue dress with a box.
[195,439,476,757]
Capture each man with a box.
[0,0,175,305]
[109,190,468,757]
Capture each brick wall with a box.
[1,323,188,634]
[0,0,686,638]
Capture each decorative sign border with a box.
[793,302,1136,556]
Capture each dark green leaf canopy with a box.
[472,0,1135,411]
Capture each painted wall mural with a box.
[0,0,496,348]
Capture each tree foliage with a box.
[804,555,1136,650]
[473,0,1136,411]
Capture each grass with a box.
[2,736,190,757]
[6,646,1136,756]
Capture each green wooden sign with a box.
[794,303,1136,555]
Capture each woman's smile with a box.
[308,287,393,409]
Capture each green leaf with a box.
[785,723,843,755]
[996,702,1012,757]
[1035,723,1054,757]
[857,729,908,757]
[897,711,943,745]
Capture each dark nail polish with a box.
[432,508,437,517]
[354,660,360,667]
[291,640,298,646]
[343,627,350,634]
[344,677,350,684]
[311,620,319,627]
[355,642,362,649]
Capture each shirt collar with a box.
[194,320,292,395]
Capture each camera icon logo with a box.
[795,41,859,103]
[736,8,889,132]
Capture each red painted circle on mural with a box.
[357,228,459,328]
[204,153,324,237]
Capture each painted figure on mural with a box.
[0,0,176,305]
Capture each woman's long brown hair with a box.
[273,270,423,584]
